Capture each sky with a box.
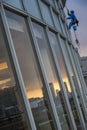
[66,0,87,57]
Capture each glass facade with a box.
[32,22,71,130]
[40,1,54,26]
[0,0,87,130]
[4,0,23,9]
[53,11,62,33]
[48,31,82,129]
[0,16,30,130]
[6,10,56,130]
[25,0,42,19]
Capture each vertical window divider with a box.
[45,27,77,130]
[57,35,87,130]
[26,16,62,130]
[0,4,37,130]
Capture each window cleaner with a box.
[66,8,80,46]
[67,9,79,30]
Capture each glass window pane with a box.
[4,0,23,9]
[60,19,67,37]
[0,17,30,130]
[60,38,73,77]
[49,0,55,8]
[6,10,56,130]
[32,22,71,130]
[40,1,54,26]
[53,12,62,33]
[48,31,82,129]
[25,0,42,19]
[60,39,87,123]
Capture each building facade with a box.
[80,57,87,87]
[0,0,87,130]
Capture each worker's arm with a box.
[67,9,70,16]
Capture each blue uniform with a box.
[67,11,78,30]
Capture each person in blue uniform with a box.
[67,10,79,30]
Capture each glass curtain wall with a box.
[4,0,23,10]
[60,38,87,114]
[5,10,56,130]
[48,31,82,130]
[40,1,54,27]
[32,22,71,130]
[0,16,30,130]
[25,0,42,20]
[53,11,62,34]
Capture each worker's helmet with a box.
[71,10,74,14]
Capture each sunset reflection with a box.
[63,78,72,93]
[0,62,8,70]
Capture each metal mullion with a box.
[57,35,86,130]
[66,43,87,122]
[0,4,37,130]
[27,17,62,130]
[46,27,77,130]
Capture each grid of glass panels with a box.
[0,0,87,130]
[48,31,85,130]
[32,22,71,130]
[59,37,86,129]
[0,15,30,130]
[5,10,56,130]
[67,44,87,122]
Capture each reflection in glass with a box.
[6,10,55,130]
[60,20,67,37]
[48,31,82,130]
[40,1,54,26]
[4,0,23,9]
[0,17,29,130]
[53,12,62,33]
[49,0,55,8]
[25,0,42,19]
[32,22,71,130]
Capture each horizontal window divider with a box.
[3,2,28,17]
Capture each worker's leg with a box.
[69,22,73,29]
